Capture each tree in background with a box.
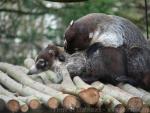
[0,0,149,64]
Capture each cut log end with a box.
[20,104,29,113]
[79,87,100,105]
[7,99,20,112]
[127,97,143,113]
[48,97,59,109]
[114,104,125,113]
[0,99,5,111]
[29,99,41,110]
[140,105,150,113]
[63,95,80,110]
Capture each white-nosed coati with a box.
[64,13,148,54]
[27,13,150,90]
[28,44,150,90]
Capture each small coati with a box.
[27,44,150,90]
[64,13,148,54]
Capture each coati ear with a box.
[69,20,74,27]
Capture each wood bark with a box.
[98,92,125,113]
[118,84,150,105]
[0,85,41,110]
[49,65,99,105]
[0,94,28,112]
[0,98,5,111]
[0,71,59,109]
[91,81,143,112]
[0,63,79,110]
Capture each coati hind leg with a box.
[115,75,138,86]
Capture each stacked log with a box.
[0,59,149,113]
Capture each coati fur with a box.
[64,13,148,54]
[28,44,150,90]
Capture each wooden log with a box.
[97,92,125,113]
[15,66,29,73]
[51,61,100,105]
[127,97,143,113]
[49,67,99,105]
[0,85,41,110]
[106,85,143,113]
[15,66,45,84]
[138,88,150,95]
[17,66,45,84]
[0,71,59,109]
[25,58,99,106]
[17,96,41,110]
[25,59,99,105]
[73,76,100,105]
[90,81,104,90]
[0,94,29,112]
[91,81,143,112]
[3,97,20,112]
[138,88,150,105]
[118,84,150,106]
[0,98,5,111]
[0,64,79,110]
[8,98,29,113]
[140,105,150,113]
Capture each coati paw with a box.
[115,76,138,86]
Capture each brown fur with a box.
[64,13,147,54]
[34,44,150,90]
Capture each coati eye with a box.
[36,59,48,69]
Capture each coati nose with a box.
[27,65,40,75]
[27,71,33,75]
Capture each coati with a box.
[27,44,150,90]
[64,13,148,54]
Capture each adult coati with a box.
[27,44,150,90]
[64,13,148,54]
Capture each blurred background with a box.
[0,0,149,65]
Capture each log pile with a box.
[0,58,149,113]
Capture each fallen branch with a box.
[0,63,79,110]
[73,76,100,105]
[97,92,125,113]
[25,56,100,105]
[17,96,41,110]
[49,64,99,105]
[118,84,150,106]
[0,71,59,109]
[0,94,28,112]
[91,81,143,113]
[140,105,150,113]
[15,65,44,84]
[0,85,41,110]
[0,98,5,111]
[138,88,150,96]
